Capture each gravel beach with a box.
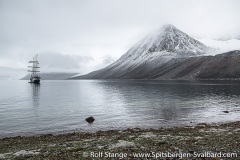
[0,121,240,160]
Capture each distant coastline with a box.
[20,72,78,80]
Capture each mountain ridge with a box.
[71,24,239,80]
[71,50,240,80]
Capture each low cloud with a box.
[38,52,94,72]
[0,51,117,79]
[0,0,240,79]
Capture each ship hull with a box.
[29,78,40,84]
[32,79,40,84]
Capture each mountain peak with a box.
[160,24,177,31]
[135,24,210,56]
[152,24,179,37]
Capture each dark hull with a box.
[32,79,40,84]
[29,79,40,84]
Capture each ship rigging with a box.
[28,54,41,84]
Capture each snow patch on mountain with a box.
[197,38,240,56]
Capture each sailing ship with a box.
[28,54,41,84]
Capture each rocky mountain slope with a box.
[72,50,240,80]
[151,50,240,80]
[71,25,240,80]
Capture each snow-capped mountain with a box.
[127,24,209,57]
[109,24,211,71]
[73,24,240,80]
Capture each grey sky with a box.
[0,0,240,79]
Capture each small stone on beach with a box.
[85,116,95,123]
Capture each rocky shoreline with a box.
[0,121,240,160]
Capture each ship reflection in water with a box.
[31,83,40,108]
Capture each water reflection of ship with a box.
[31,83,40,107]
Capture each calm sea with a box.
[0,80,240,138]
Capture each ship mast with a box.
[28,54,40,76]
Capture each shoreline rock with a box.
[85,116,95,123]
